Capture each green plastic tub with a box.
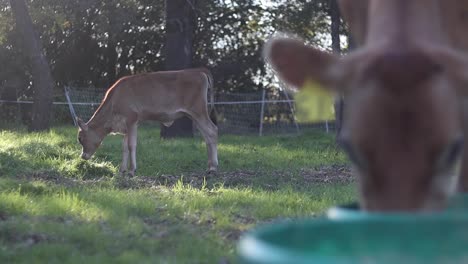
[327,193,468,220]
[448,193,468,211]
[238,216,468,264]
[326,202,363,220]
[325,202,450,220]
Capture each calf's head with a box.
[265,38,467,211]
[77,118,104,160]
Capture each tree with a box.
[330,0,341,53]
[329,0,344,139]
[272,0,332,48]
[160,0,197,138]
[9,0,55,131]
[0,0,343,127]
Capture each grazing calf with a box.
[266,0,468,211]
[76,68,218,176]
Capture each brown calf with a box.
[266,0,468,211]
[339,0,468,194]
[77,68,218,176]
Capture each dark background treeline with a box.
[0,0,348,130]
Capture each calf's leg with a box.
[127,123,138,177]
[119,134,129,176]
[191,114,218,172]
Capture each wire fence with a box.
[0,86,335,135]
[213,90,301,135]
[0,99,76,126]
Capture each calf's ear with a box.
[264,37,340,90]
[77,117,88,131]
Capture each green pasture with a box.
[0,125,355,263]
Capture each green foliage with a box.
[273,0,330,46]
[272,0,348,50]
[0,0,345,99]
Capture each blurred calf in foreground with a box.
[266,0,468,212]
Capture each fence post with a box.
[64,86,78,126]
[259,89,266,136]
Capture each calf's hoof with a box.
[207,167,217,175]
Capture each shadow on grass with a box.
[0,151,35,176]
[0,178,273,263]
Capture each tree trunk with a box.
[160,0,196,138]
[107,39,117,86]
[105,1,118,86]
[330,0,341,53]
[10,0,54,131]
[329,0,344,138]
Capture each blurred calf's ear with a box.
[264,37,339,90]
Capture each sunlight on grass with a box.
[0,179,356,230]
[0,189,106,222]
[0,178,356,263]
[1,125,348,177]
[0,125,354,263]
[0,127,117,178]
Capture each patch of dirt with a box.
[220,229,243,241]
[217,257,231,264]
[299,165,353,184]
[0,211,8,221]
[231,213,256,225]
[128,165,353,189]
[18,171,110,188]
[3,229,50,247]
[19,165,354,190]
[21,233,48,247]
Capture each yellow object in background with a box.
[295,80,335,122]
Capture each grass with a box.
[0,124,354,263]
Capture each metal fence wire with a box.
[0,86,334,135]
[63,86,304,135]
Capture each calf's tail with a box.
[201,68,218,126]
[209,107,218,126]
